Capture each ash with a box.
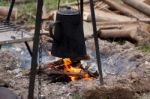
[0,40,150,99]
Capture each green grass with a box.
[138,44,150,52]
[0,0,76,13]
[44,0,76,10]
[0,0,76,24]
[71,92,83,99]
[17,1,36,15]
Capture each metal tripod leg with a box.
[28,0,43,99]
[89,0,104,85]
[6,0,16,22]
[24,41,32,57]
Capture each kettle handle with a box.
[49,21,55,39]
[49,21,60,40]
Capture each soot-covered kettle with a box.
[49,1,87,59]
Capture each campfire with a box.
[40,58,95,83]
[63,58,93,81]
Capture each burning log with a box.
[42,70,84,77]
[39,58,95,82]
[41,59,64,70]
[0,6,17,20]
[122,0,150,16]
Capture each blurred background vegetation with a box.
[0,0,76,24]
[0,0,76,14]
[1,0,150,52]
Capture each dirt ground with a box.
[0,39,150,99]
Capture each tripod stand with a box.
[28,0,103,99]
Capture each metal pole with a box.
[6,0,15,22]
[80,0,83,18]
[28,0,43,99]
[24,41,32,57]
[89,0,103,85]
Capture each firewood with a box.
[97,19,150,25]
[122,0,150,16]
[144,0,150,5]
[96,21,139,26]
[42,5,54,21]
[97,23,150,44]
[102,0,148,19]
[83,10,136,22]
[84,21,150,44]
[94,1,109,10]
[98,26,138,40]
[96,21,138,30]
[99,25,122,29]
[43,70,84,77]
[41,59,64,70]
[41,56,90,72]
[0,6,17,19]
[40,65,90,78]
[39,58,96,79]
[42,12,54,21]
[70,4,136,22]
[42,5,47,20]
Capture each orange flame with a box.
[63,58,93,81]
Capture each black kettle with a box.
[49,4,87,59]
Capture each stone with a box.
[0,87,18,99]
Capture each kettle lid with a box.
[58,6,80,15]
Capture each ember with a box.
[63,58,93,81]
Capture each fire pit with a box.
[0,38,150,99]
[28,0,103,98]
[39,58,96,83]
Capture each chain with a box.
[37,30,43,99]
